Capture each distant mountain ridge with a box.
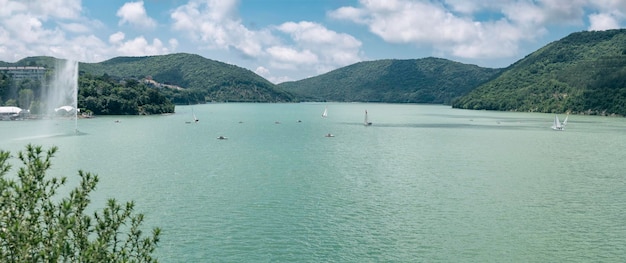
[278,57,502,104]
[453,29,626,116]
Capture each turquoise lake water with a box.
[1,103,626,262]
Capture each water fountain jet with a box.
[43,59,79,134]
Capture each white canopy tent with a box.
[0,106,24,120]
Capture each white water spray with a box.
[45,59,79,134]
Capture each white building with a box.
[0,66,46,82]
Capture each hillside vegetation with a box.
[78,75,175,115]
[79,53,294,103]
[278,58,502,104]
[0,57,174,115]
[453,29,626,115]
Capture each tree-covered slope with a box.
[79,53,294,103]
[453,29,626,115]
[278,58,502,104]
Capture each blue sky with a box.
[1,0,624,83]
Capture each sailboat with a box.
[186,107,199,123]
[551,114,567,131]
[322,107,328,118]
[364,110,372,126]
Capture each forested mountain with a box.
[78,75,175,115]
[453,29,626,116]
[278,58,502,104]
[79,53,294,103]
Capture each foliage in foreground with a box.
[0,145,160,262]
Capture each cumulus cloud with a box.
[255,66,270,76]
[114,36,168,56]
[330,0,626,60]
[59,22,91,33]
[171,0,275,58]
[588,13,620,30]
[169,38,179,51]
[329,0,531,59]
[109,32,126,44]
[271,21,363,74]
[117,1,157,29]
[0,0,94,61]
[171,0,364,80]
[0,0,172,63]
[266,46,318,67]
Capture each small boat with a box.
[192,107,199,123]
[325,133,334,137]
[186,108,199,123]
[551,114,568,131]
[364,110,372,126]
[322,107,328,118]
[217,136,228,140]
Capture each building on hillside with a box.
[0,66,46,82]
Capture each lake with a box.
[1,103,625,262]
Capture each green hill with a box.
[453,29,626,116]
[0,57,175,115]
[278,57,502,104]
[79,53,294,103]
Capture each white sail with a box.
[364,110,372,126]
[192,107,198,123]
[322,107,328,118]
[551,114,563,131]
[562,114,568,126]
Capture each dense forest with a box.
[279,58,502,104]
[452,29,626,116]
[78,74,174,115]
[79,53,294,103]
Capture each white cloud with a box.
[255,66,270,76]
[171,0,275,57]
[274,21,363,72]
[588,13,621,30]
[0,1,27,17]
[59,22,91,33]
[36,0,82,20]
[109,32,126,44]
[330,0,521,59]
[169,38,179,51]
[266,46,318,66]
[328,6,367,23]
[117,1,157,29]
[278,21,361,48]
[254,66,292,83]
[328,0,626,61]
[114,36,169,56]
[0,0,173,63]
